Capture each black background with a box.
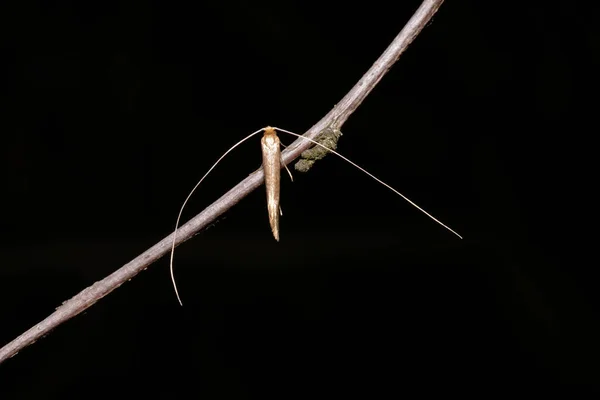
[1,0,599,397]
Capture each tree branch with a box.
[0,0,445,364]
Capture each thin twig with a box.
[0,0,445,364]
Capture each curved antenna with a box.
[274,127,462,239]
[169,128,265,306]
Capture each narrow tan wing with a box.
[261,127,281,241]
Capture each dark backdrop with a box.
[1,0,598,397]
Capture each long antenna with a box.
[169,128,265,306]
[275,127,462,239]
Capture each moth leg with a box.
[279,206,283,216]
[281,156,294,182]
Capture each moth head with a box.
[263,126,277,137]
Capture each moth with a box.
[169,126,462,305]
[261,126,293,241]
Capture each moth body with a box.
[261,127,281,241]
